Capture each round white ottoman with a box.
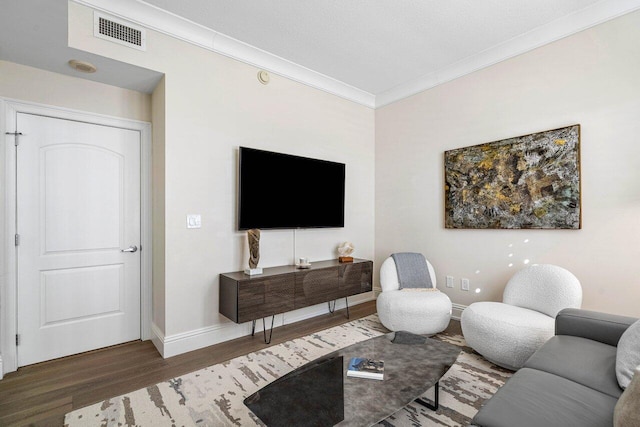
[461,302,555,370]
[377,290,452,335]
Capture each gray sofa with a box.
[471,308,637,427]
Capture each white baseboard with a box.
[151,292,376,359]
[152,320,251,359]
[281,292,375,325]
[452,303,467,321]
[150,323,166,358]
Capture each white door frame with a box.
[0,98,153,376]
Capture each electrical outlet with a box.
[461,278,470,291]
[446,276,454,288]
[186,214,201,229]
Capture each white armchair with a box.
[461,264,582,370]
[376,255,452,335]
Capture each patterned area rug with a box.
[64,315,512,426]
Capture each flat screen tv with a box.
[238,147,345,230]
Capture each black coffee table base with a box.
[415,381,440,410]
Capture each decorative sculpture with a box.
[248,229,261,269]
[338,242,355,263]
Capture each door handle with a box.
[121,245,138,253]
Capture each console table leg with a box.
[251,319,257,336]
[328,298,350,318]
[328,300,336,313]
[414,381,439,411]
[262,315,275,344]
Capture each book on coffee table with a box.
[347,357,384,380]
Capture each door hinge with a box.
[15,234,20,246]
[16,334,20,346]
[5,131,23,146]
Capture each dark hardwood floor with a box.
[0,301,376,427]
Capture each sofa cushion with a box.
[616,319,640,389]
[524,335,622,398]
[472,368,618,427]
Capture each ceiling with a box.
[1,0,640,107]
[141,0,603,95]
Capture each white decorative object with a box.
[338,242,354,257]
[296,257,311,269]
[461,264,582,370]
[376,256,452,336]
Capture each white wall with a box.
[0,61,151,121]
[68,2,375,354]
[151,76,166,335]
[376,10,640,318]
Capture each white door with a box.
[16,113,141,366]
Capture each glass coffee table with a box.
[244,331,461,426]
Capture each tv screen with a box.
[238,147,345,230]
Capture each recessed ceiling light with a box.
[68,59,97,73]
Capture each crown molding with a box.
[73,0,640,110]
[375,0,640,108]
[71,0,376,108]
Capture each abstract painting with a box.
[444,125,581,229]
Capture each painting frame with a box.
[444,125,581,229]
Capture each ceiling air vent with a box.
[93,12,146,51]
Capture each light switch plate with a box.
[461,278,470,291]
[187,214,201,229]
[446,276,454,288]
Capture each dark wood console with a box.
[219,259,373,342]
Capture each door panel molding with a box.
[0,98,152,375]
